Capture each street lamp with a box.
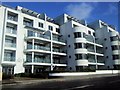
[43,30,53,71]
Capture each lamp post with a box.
[43,30,53,71]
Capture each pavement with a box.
[1,73,119,86]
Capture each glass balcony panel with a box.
[4,56,15,61]
[5,43,16,48]
[88,58,96,63]
[8,15,18,22]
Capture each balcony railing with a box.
[53,59,66,64]
[6,28,17,35]
[97,59,105,63]
[8,16,18,22]
[5,43,16,48]
[34,46,50,51]
[88,58,96,63]
[53,48,65,53]
[87,48,95,52]
[25,58,51,63]
[96,50,103,54]
[4,56,15,61]
[28,33,50,40]
[52,37,65,43]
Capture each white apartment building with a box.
[0,5,119,75]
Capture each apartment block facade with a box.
[0,5,120,75]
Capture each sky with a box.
[2,2,119,32]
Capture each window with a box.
[113,55,119,60]
[7,11,18,22]
[48,25,53,31]
[74,43,82,49]
[28,30,34,36]
[88,31,91,35]
[38,22,43,28]
[75,54,82,60]
[93,33,95,36]
[111,45,119,50]
[23,18,33,27]
[74,32,81,38]
[56,28,60,33]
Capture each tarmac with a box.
[1,73,119,86]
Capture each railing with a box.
[26,45,50,51]
[8,15,18,22]
[96,50,103,54]
[53,59,66,64]
[5,43,16,48]
[25,58,51,63]
[53,48,65,53]
[28,33,50,40]
[85,35,94,43]
[97,59,105,63]
[4,56,15,61]
[52,37,65,43]
[6,28,17,34]
[34,46,50,51]
[88,58,96,63]
[87,48,95,52]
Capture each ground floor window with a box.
[2,66,14,75]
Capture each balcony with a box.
[27,31,50,40]
[4,56,15,61]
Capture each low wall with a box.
[49,70,120,77]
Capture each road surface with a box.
[1,74,120,90]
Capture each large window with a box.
[74,43,82,49]
[74,32,81,38]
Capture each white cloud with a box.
[65,3,95,20]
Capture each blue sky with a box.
[3,2,118,31]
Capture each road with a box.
[1,74,120,90]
